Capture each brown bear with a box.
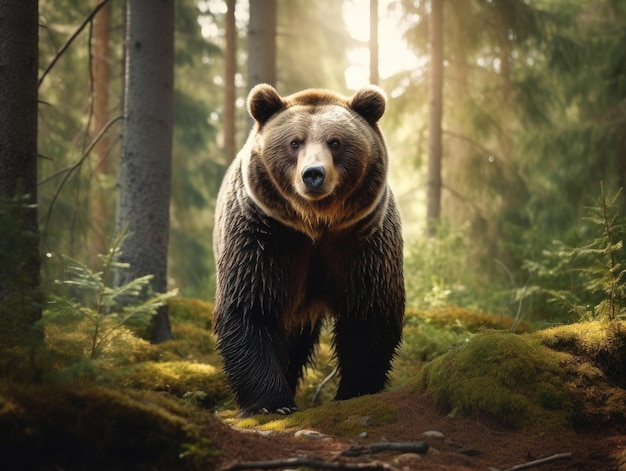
[213,84,404,416]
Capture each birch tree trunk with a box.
[0,0,42,330]
[427,0,444,235]
[116,0,174,342]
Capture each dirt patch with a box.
[211,389,626,471]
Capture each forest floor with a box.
[5,300,626,470]
[209,386,626,471]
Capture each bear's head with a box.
[242,84,389,239]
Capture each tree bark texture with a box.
[427,0,444,235]
[248,0,276,89]
[0,0,41,326]
[117,0,174,342]
[224,0,237,162]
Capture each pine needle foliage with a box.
[581,185,626,321]
[45,229,176,360]
[524,184,626,321]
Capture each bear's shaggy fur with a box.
[213,84,404,416]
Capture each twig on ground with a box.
[218,456,399,471]
[311,366,338,406]
[503,452,573,471]
[340,441,429,457]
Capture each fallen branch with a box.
[503,452,573,471]
[340,441,429,457]
[218,457,399,471]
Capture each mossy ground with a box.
[0,384,220,470]
[417,331,574,430]
[3,300,626,470]
[223,391,397,438]
[416,322,626,432]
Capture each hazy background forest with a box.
[35,0,625,328]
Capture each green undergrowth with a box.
[0,384,221,470]
[417,326,626,432]
[159,298,219,363]
[393,306,531,386]
[6,294,626,466]
[111,361,230,408]
[0,298,228,470]
[23,297,232,415]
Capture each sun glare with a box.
[343,0,421,90]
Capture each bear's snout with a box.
[294,141,337,200]
[301,166,326,192]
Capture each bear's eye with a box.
[328,139,341,149]
[290,140,301,149]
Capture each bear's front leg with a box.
[213,215,311,416]
[334,313,403,399]
[215,309,298,416]
[330,230,405,401]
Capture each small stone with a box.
[359,432,368,439]
[294,429,330,441]
[422,430,446,440]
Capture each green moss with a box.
[0,385,220,470]
[160,298,218,363]
[405,306,532,333]
[417,328,626,431]
[168,298,214,328]
[534,322,626,428]
[417,331,574,430]
[536,321,626,386]
[111,361,230,407]
[293,393,396,437]
[223,393,396,438]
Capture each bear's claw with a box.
[258,406,299,415]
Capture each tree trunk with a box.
[0,0,42,331]
[89,0,112,266]
[248,0,276,88]
[116,0,174,343]
[224,0,237,162]
[369,0,379,85]
[427,0,444,235]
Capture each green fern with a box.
[45,230,175,360]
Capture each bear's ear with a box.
[349,86,387,124]
[247,84,285,125]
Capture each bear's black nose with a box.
[301,166,326,190]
